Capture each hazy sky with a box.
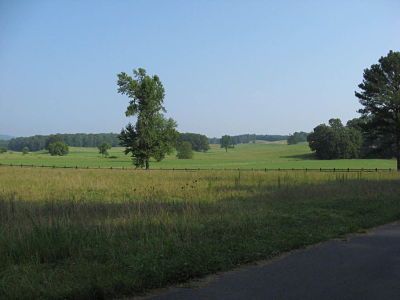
[1,0,399,137]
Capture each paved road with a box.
[150,222,400,300]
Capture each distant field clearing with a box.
[0,143,395,169]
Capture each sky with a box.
[0,0,399,138]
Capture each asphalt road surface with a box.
[150,222,400,300]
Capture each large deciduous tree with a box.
[117,68,178,169]
[220,135,233,152]
[307,119,362,159]
[355,51,400,170]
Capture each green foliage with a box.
[22,147,29,155]
[176,141,194,159]
[0,140,8,150]
[0,147,6,154]
[178,133,209,152]
[7,133,120,152]
[98,143,111,157]
[209,134,288,144]
[48,142,69,156]
[45,134,64,150]
[220,135,234,152]
[287,132,308,145]
[118,68,178,169]
[308,118,363,159]
[355,50,400,169]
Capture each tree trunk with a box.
[145,159,149,170]
[397,134,400,171]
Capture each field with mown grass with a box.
[0,142,396,169]
[1,166,400,299]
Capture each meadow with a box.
[0,142,397,169]
[1,166,400,299]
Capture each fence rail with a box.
[0,162,395,172]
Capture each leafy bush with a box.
[176,141,193,159]
[98,143,111,157]
[48,142,69,156]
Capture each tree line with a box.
[287,132,308,145]
[6,133,120,152]
[209,134,288,145]
[178,133,209,152]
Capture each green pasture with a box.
[0,142,396,169]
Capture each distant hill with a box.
[0,134,14,140]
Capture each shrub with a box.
[176,141,193,159]
[98,143,111,157]
[48,142,69,156]
[22,147,29,155]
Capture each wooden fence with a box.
[0,163,395,172]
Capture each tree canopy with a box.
[176,141,193,159]
[118,68,178,169]
[287,132,308,145]
[98,143,111,157]
[307,118,362,159]
[48,142,69,156]
[178,133,209,152]
[220,135,234,152]
[355,50,400,170]
[7,133,120,152]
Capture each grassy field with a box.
[0,143,396,169]
[1,167,400,299]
